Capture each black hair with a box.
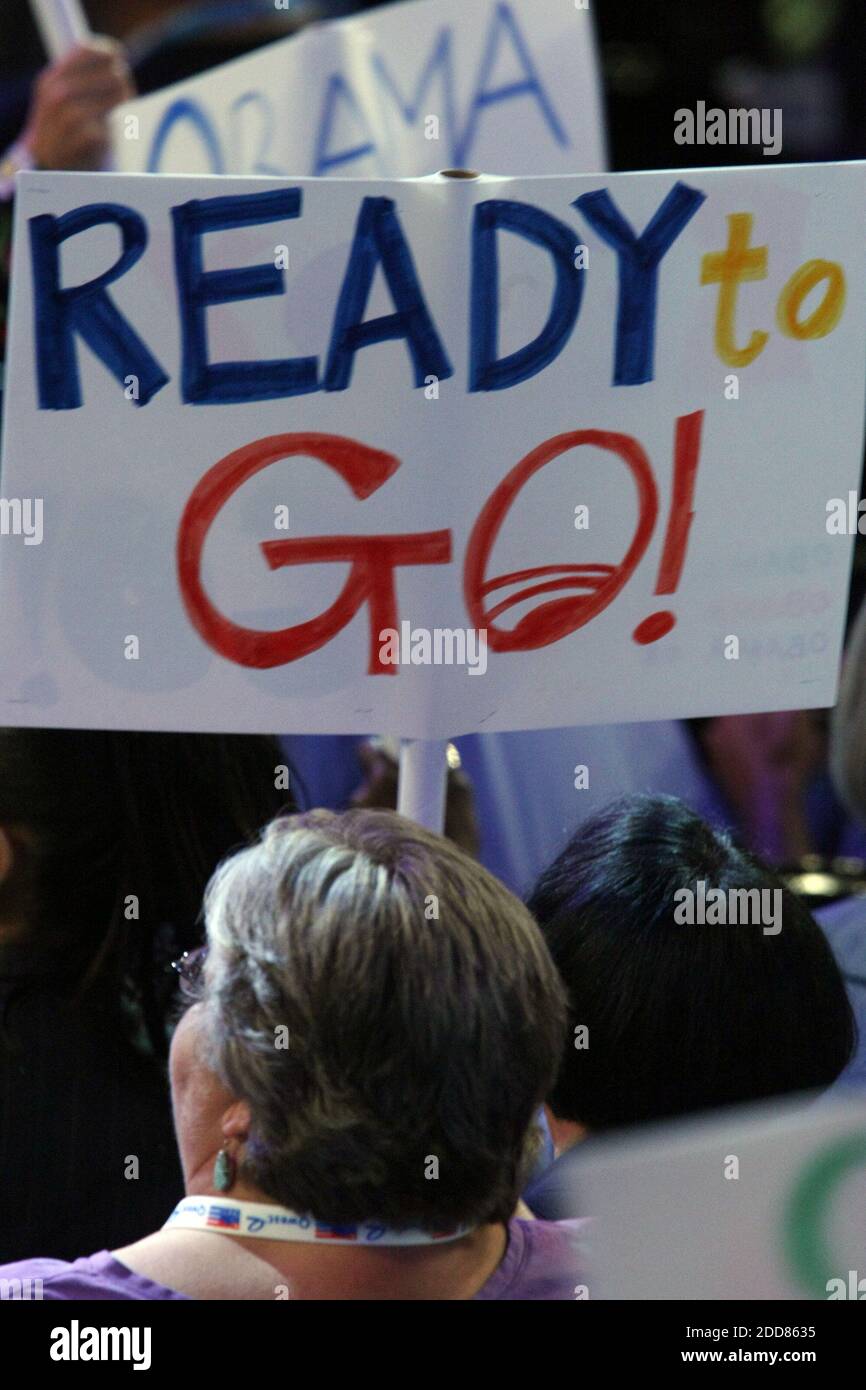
[527,794,857,1130]
[0,728,295,1058]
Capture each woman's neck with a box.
[114,1221,508,1301]
[114,1181,509,1300]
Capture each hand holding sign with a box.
[22,39,134,172]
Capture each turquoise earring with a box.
[214,1146,236,1193]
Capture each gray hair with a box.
[198,808,566,1228]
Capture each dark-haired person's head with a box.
[0,728,292,1054]
[528,795,856,1138]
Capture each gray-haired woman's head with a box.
[194,808,566,1229]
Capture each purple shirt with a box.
[0,1217,589,1301]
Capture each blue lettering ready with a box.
[470,199,584,391]
[172,187,319,405]
[29,203,169,410]
[324,195,453,392]
[28,183,699,409]
[574,181,706,386]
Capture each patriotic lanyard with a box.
[164,1197,471,1246]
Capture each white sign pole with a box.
[393,170,472,837]
[29,0,90,59]
[397,740,449,835]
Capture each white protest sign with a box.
[575,1094,866,1301]
[111,0,605,179]
[29,0,90,60]
[1,161,864,736]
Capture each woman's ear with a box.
[221,1099,253,1142]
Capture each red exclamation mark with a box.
[632,409,704,645]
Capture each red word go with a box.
[177,413,703,673]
